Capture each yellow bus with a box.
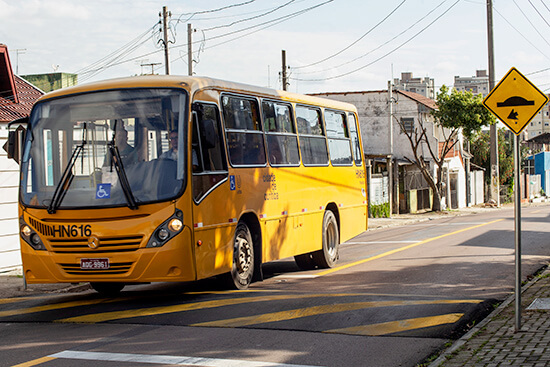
[8,76,367,294]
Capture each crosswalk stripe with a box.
[192,300,480,328]
[325,313,464,336]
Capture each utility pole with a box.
[487,0,499,205]
[14,49,26,75]
[187,24,193,76]
[281,50,288,91]
[388,80,394,215]
[161,6,171,75]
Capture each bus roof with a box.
[36,75,358,112]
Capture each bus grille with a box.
[59,262,134,275]
[49,235,144,253]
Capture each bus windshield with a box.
[21,88,188,210]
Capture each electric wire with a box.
[169,0,333,67]
[513,0,550,48]
[293,0,407,70]
[202,0,296,31]
[296,0,448,75]
[528,0,550,29]
[75,23,159,82]
[493,5,550,62]
[291,0,460,82]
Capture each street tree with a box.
[398,85,495,211]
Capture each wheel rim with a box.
[325,217,338,259]
[235,235,252,276]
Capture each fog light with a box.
[157,228,170,241]
[30,233,41,245]
[168,218,183,232]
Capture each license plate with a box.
[80,258,110,270]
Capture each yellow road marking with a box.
[10,356,57,367]
[318,219,504,276]
[0,297,132,318]
[325,313,464,336]
[56,293,359,323]
[192,299,481,328]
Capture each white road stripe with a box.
[345,241,417,245]
[50,350,319,367]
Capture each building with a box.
[0,44,44,273]
[21,72,77,93]
[525,97,550,140]
[393,72,435,100]
[312,88,468,213]
[453,70,490,97]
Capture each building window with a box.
[400,117,414,134]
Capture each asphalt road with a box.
[1,204,549,367]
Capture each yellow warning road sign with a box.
[483,67,548,135]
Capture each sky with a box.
[1,0,549,95]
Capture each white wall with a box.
[0,128,22,273]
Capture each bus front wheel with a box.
[226,222,255,289]
[312,210,339,268]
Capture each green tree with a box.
[470,128,527,187]
[398,85,495,211]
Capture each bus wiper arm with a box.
[109,144,138,210]
[48,144,83,214]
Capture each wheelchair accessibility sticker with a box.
[96,184,111,199]
[230,175,236,190]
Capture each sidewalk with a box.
[429,267,550,367]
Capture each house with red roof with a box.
[0,44,44,273]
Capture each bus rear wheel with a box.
[312,210,339,268]
[226,222,255,289]
[90,282,125,296]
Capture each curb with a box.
[427,266,550,367]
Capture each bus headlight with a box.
[20,218,46,251]
[147,209,184,248]
[168,218,183,232]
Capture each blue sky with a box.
[1,0,549,94]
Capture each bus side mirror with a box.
[3,117,28,164]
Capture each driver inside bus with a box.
[161,130,199,170]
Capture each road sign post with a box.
[483,67,548,332]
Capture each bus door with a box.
[190,102,231,279]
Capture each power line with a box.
[202,0,296,31]
[528,0,550,29]
[293,0,408,70]
[169,0,333,66]
[493,5,550,62]
[512,0,550,48]
[295,0,449,75]
[291,0,460,82]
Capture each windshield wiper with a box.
[108,143,138,210]
[108,120,138,210]
[48,142,84,214]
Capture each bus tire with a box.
[294,253,316,270]
[226,222,255,289]
[312,210,339,268]
[90,282,125,296]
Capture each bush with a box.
[370,202,390,218]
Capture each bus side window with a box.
[262,100,299,166]
[348,113,362,166]
[222,95,266,166]
[192,103,228,202]
[325,110,352,166]
[296,105,329,166]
